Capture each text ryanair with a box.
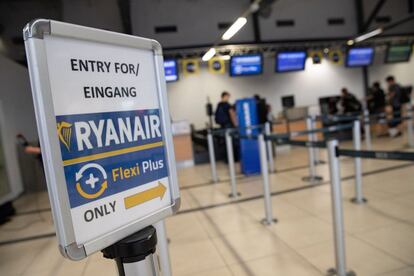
[67,114,162,151]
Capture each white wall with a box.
[167,57,365,129]
[0,54,38,202]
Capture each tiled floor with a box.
[1,135,414,275]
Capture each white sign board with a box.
[23,19,180,260]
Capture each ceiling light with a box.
[347,40,355,46]
[222,17,247,40]
[354,28,383,43]
[202,48,216,61]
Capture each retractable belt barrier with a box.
[318,107,414,149]
[208,125,267,199]
[265,122,276,173]
[210,124,264,136]
[207,129,219,183]
[319,114,360,123]
[363,110,372,150]
[225,129,239,198]
[288,122,354,138]
[327,140,356,276]
[282,139,327,148]
[310,115,325,165]
[367,116,413,125]
[231,133,259,140]
[318,108,412,123]
[327,138,414,276]
[208,121,344,227]
[212,121,354,142]
[265,123,353,146]
[337,148,414,161]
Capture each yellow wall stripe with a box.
[63,141,164,166]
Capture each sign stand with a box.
[102,226,159,276]
[153,220,172,276]
[23,18,180,268]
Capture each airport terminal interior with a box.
[1,0,414,275]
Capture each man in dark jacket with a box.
[215,91,236,129]
[214,91,239,162]
[367,82,386,115]
[340,88,362,114]
[386,76,402,137]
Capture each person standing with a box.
[214,91,238,161]
[367,82,386,115]
[340,88,362,114]
[386,76,402,137]
[215,91,237,129]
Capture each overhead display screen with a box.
[230,54,263,76]
[276,51,307,72]
[386,45,412,63]
[346,47,374,67]
[164,59,178,82]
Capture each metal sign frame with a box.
[23,19,180,260]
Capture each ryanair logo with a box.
[57,121,73,151]
[56,112,163,156]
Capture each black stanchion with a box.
[102,226,159,276]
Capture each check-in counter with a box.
[171,120,194,168]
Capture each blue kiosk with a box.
[235,98,261,175]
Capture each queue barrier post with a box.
[407,104,414,148]
[351,120,367,204]
[207,130,219,183]
[327,140,356,276]
[302,117,323,183]
[102,226,160,276]
[153,220,172,276]
[225,129,240,198]
[265,122,275,173]
[363,110,372,150]
[258,134,277,225]
[311,115,325,165]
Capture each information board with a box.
[23,19,180,260]
[230,54,263,76]
[386,45,412,63]
[164,59,179,82]
[276,51,307,72]
[346,47,374,67]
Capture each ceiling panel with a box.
[363,0,414,36]
[130,0,255,48]
[258,0,358,41]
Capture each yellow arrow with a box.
[76,181,108,199]
[124,182,167,209]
